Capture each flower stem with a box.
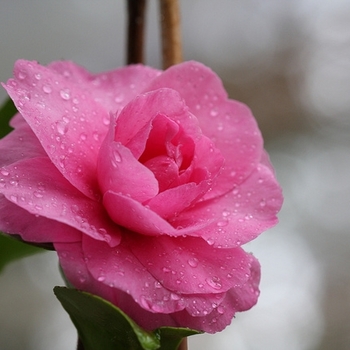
[160,0,183,69]
[127,0,147,64]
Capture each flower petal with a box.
[97,132,159,202]
[173,163,283,247]
[145,61,263,197]
[0,157,121,246]
[48,61,161,113]
[3,59,111,199]
[114,88,198,159]
[0,113,46,167]
[82,235,187,314]
[130,235,253,295]
[103,190,208,237]
[0,195,81,243]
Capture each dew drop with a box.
[56,121,68,135]
[60,88,71,100]
[154,281,162,289]
[112,149,122,163]
[207,238,215,246]
[103,116,110,126]
[0,169,9,176]
[18,71,27,80]
[10,195,18,203]
[33,191,43,198]
[188,257,199,268]
[34,73,42,80]
[206,276,222,290]
[170,293,181,301]
[43,85,52,94]
[80,133,87,141]
[217,220,228,227]
[210,109,218,117]
[259,199,266,207]
[97,276,105,282]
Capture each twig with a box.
[127,0,147,64]
[160,0,183,69]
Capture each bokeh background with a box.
[1,0,350,349]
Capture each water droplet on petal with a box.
[188,257,199,268]
[43,85,52,94]
[217,220,228,227]
[206,276,222,290]
[34,73,41,80]
[0,169,9,176]
[56,121,68,135]
[10,195,18,203]
[18,71,27,80]
[103,116,110,126]
[97,276,105,282]
[259,199,266,207]
[112,149,122,163]
[210,109,218,117]
[60,89,71,100]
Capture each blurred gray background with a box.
[1,0,350,349]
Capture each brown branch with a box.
[160,0,183,69]
[127,0,147,64]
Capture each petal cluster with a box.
[0,60,282,333]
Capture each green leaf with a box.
[54,287,161,350]
[156,327,201,350]
[0,97,16,138]
[54,287,202,350]
[0,232,44,272]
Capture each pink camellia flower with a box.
[0,60,282,333]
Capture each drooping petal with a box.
[0,157,121,246]
[145,61,263,198]
[130,235,253,295]
[0,195,81,243]
[3,60,111,199]
[173,163,283,247]
[82,235,187,314]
